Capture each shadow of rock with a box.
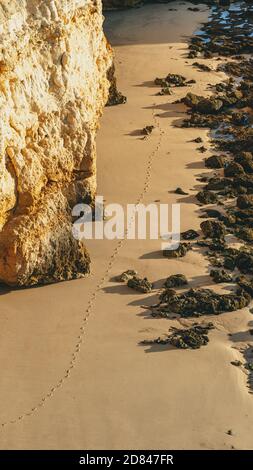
[140,341,176,354]
[0,283,11,296]
[186,161,205,170]
[103,284,142,295]
[139,250,164,260]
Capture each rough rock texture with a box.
[103,0,142,8]
[0,0,113,286]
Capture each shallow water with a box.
[194,0,253,38]
[192,0,253,144]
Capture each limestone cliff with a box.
[0,0,113,286]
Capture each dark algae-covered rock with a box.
[142,125,155,136]
[196,190,219,205]
[115,270,137,282]
[210,269,233,283]
[181,229,199,240]
[182,93,223,114]
[142,323,214,350]
[151,288,251,318]
[235,250,253,274]
[159,288,177,304]
[163,243,191,259]
[231,360,242,367]
[193,62,212,73]
[200,220,226,239]
[236,276,253,297]
[141,1,253,361]
[107,64,127,106]
[236,227,253,243]
[127,276,153,293]
[174,187,189,195]
[224,162,245,177]
[236,195,253,210]
[205,155,227,169]
[235,152,253,174]
[164,274,188,288]
[155,73,188,88]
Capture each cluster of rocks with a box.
[188,3,253,59]
[144,3,253,357]
[163,274,188,288]
[153,284,250,318]
[155,73,196,95]
[115,270,153,293]
[180,2,253,253]
[125,2,253,364]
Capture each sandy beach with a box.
[0,1,253,450]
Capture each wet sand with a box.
[0,1,253,450]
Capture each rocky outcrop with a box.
[0,0,113,286]
[103,0,142,9]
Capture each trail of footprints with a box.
[1,111,164,427]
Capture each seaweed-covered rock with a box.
[207,177,230,191]
[210,269,233,283]
[236,251,253,274]
[169,324,213,349]
[156,287,251,318]
[231,360,242,367]
[165,73,187,87]
[236,195,253,209]
[115,269,137,282]
[159,288,177,303]
[182,92,202,108]
[155,77,170,87]
[203,209,222,219]
[193,62,212,73]
[142,323,214,350]
[196,190,218,205]
[183,93,223,114]
[182,113,221,128]
[236,227,253,243]
[127,276,153,293]
[224,162,245,177]
[107,64,127,106]
[205,155,226,169]
[221,214,237,229]
[158,87,172,96]
[174,187,188,195]
[142,125,154,135]
[164,274,188,288]
[231,112,250,126]
[236,276,253,297]
[181,229,199,240]
[235,152,253,174]
[197,239,226,251]
[200,220,226,239]
[233,208,253,220]
[163,243,191,259]
[192,137,203,143]
[198,145,208,153]
[155,73,187,88]
[224,256,236,271]
[233,175,253,190]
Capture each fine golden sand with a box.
[0,2,253,450]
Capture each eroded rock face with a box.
[0,0,113,286]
